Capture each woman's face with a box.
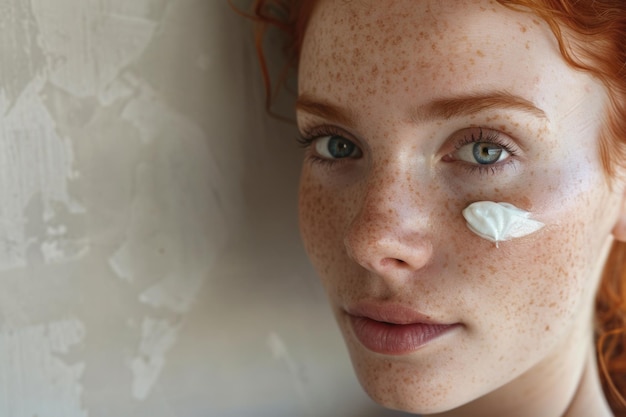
[297,0,625,414]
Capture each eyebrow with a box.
[417,91,548,122]
[295,95,356,126]
[296,91,547,125]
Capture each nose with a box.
[344,168,434,282]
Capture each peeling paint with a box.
[130,317,179,401]
[139,274,203,315]
[0,319,86,417]
[109,241,134,283]
[31,0,159,100]
[0,76,85,270]
[107,76,213,401]
[0,0,43,104]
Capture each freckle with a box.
[476,49,485,57]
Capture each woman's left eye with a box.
[455,142,511,165]
[444,129,517,169]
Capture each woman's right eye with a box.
[314,135,362,160]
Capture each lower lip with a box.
[349,316,459,355]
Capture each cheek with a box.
[298,168,352,279]
[460,231,583,327]
[456,180,614,358]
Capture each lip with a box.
[346,302,460,355]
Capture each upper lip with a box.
[345,301,450,325]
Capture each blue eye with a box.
[451,129,512,166]
[468,142,509,164]
[315,135,361,159]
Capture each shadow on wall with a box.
[203,2,416,417]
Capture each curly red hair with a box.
[244,0,626,412]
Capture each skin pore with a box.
[296,1,626,416]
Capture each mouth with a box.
[345,303,461,355]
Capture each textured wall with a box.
[0,1,410,416]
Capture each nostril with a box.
[380,258,408,268]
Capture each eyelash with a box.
[297,126,520,175]
[451,129,519,176]
[297,125,357,168]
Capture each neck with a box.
[561,346,614,417]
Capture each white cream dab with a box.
[462,201,544,247]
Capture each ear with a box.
[612,190,626,242]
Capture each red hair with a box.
[246,0,626,411]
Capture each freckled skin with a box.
[297,1,625,416]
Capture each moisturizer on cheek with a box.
[462,201,545,247]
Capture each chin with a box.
[342,336,480,415]
[355,368,464,415]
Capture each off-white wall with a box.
[0,1,412,416]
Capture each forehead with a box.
[298,0,565,108]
